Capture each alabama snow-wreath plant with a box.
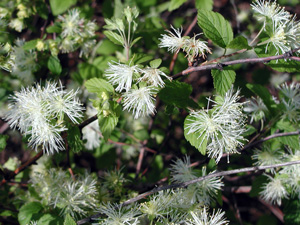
[2,0,300,224]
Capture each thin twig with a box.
[1,150,43,186]
[76,160,300,224]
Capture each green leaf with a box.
[242,125,256,137]
[149,59,162,68]
[47,56,62,75]
[23,40,38,50]
[284,197,300,225]
[211,69,236,96]
[103,30,124,46]
[38,213,63,225]
[98,101,121,141]
[85,78,114,94]
[246,83,277,115]
[0,134,8,152]
[184,115,208,155]
[79,62,102,79]
[197,10,233,48]
[158,80,199,109]
[131,54,153,65]
[64,214,77,225]
[227,36,251,50]
[46,23,62,33]
[67,124,84,153]
[275,120,300,149]
[168,0,188,11]
[49,0,77,16]
[131,36,142,47]
[18,202,43,225]
[195,0,213,11]
[96,39,121,56]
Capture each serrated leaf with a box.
[211,69,236,96]
[0,134,8,152]
[184,115,208,155]
[46,23,62,33]
[49,0,77,16]
[197,10,233,48]
[158,80,199,109]
[18,202,43,225]
[64,214,76,225]
[246,83,277,115]
[67,124,84,153]
[227,36,251,50]
[150,59,162,68]
[103,30,124,46]
[168,0,188,11]
[195,0,213,11]
[47,56,62,75]
[85,78,114,94]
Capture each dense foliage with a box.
[1,0,300,224]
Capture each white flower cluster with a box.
[58,9,97,57]
[159,26,211,63]
[185,88,247,163]
[4,81,84,154]
[170,156,223,205]
[105,61,171,119]
[244,97,268,125]
[251,0,300,55]
[30,168,98,218]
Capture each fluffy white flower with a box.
[260,174,289,205]
[170,156,197,183]
[138,67,171,87]
[98,203,140,225]
[59,9,84,38]
[159,26,185,53]
[4,81,84,154]
[244,97,268,124]
[186,207,229,225]
[251,0,291,25]
[122,86,156,119]
[105,61,139,92]
[185,88,246,162]
[183,34,211,59]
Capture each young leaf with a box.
[131,36,142,47]
[197,10,233,48]
[195,0,213,11]
[23,40,38,50]
[103,30,124,46]
[98,101,121,141]
[85,78,114,94]
[184,115,208,155]
[46,23,62,33]
[211,69,236,96]
[18,202,43,225]
[158,80,199,109]
[168,0,188,11]
[49,0,77,16]
[64,214,77,225]
[47,56,62,75]
[67,124,84,153]
[227,36,251,50]
[149,59,162,68]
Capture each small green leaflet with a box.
[103,30,124,46]
[150,58,162,68]
[195,0,213,11]
[168,0,188,11]
[197,10,233,48]
[85,78,114,94]
[227,36,251,50]
[64,214,77,225]
[47,56,62,75]
[67,124,84,153]
[49,0,77,16]
[18,202,43,225]
[184,115,208,155]
[211,69,236,96]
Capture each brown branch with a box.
[172,48,300,79]
[76,160,300,224]
[1,150,43,186]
